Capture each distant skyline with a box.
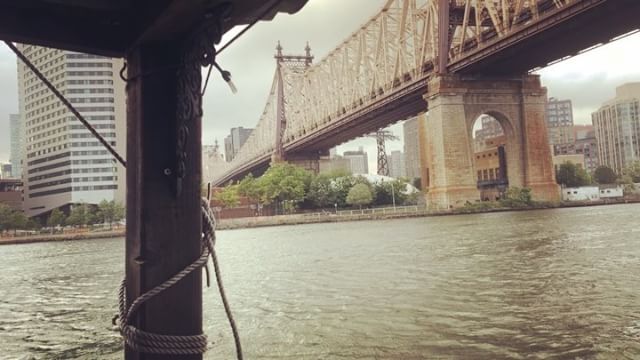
[1,0,640,174]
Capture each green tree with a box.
[238,173,265,206]
[412,177,422,191]
[66,203,88,227]
[47,209,66,229]
[98,200,125,229]
[214,185,241,208]
[307,174,335,208]
[623,161,640,183]
[258,163,311,209]
[500,187,533,208]
[9,211,28,235]
[556,161,591,187]
[26,218,41,231]
[374,179,409,206]
[86,206,100,225]
[346,183,373,209]
[0,203,13,232]
[594,165,617,184]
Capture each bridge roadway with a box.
[213,0,640,186]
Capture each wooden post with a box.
[125,39,205,359]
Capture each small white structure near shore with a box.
[562,186,600,201]
[562,185,625,202]
[599,185,624,199]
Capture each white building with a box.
[403,117,421,180]
[9,113,23,179]
[343,147,369,174]
[561,185,624,202]
[599,185,624,199]
[388,150,405,178]
[561,186,600,202]
[18,45,126,217]
[592,83,640,174]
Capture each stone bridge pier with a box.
[421,74,559,210]
[278,150,330,175]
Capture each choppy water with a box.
[1,204,639,359]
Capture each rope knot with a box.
[113,199,242,358]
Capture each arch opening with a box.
[471,114,509,201]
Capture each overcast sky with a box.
[1,0,640,173]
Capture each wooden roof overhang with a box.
[0,0,308,56]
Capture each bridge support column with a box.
[421,79,480,210]
[284,150,329,175]
[421,75,559,210]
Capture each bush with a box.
[499,187,533,208]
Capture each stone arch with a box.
[467,109,525,199]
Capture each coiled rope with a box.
[113,199,243,358]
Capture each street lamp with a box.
[334,203,338,214]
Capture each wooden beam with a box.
[125,40,203,360]
[0,6,129,56]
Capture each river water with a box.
[1,204,639,359]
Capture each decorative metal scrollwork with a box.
[175,4,232,196]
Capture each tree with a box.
[47,209,66,229]
[412,177,422,191]
[214,185,241,208]
[66,203,88,227]
[594,165,617,184]
[307,174,335,208]
[258,163,311,210]
[373,179,409,206]
[346,183,373,209]
[98,200,125,229]
[9,211,28,235]
[623,161,640,183]
[500,187,533,208]
[0,203,13,232]
[556,161,591,187]
[85,206,100,225]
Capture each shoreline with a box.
[215,199,640,230]
[1,200,638,245]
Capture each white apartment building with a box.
[343,147,369,175]
[388,150,405,178]
[18,45,125,217]
[9,113,23,178]
[592,83,640,175]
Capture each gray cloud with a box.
[0,1,639,174]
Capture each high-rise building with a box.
[343,147,369,174]
[0,163,12,179]
[17,45,126,217]
[545,98,575,156]
[388,150,405,178]
[573,125,599,174]
[592,83,640,175]
[474,115,504,141]
[224,127,253,162]
[403,117,421,180]
[9,113,23,179]
[202,141,227,186]
[546,97,574,127]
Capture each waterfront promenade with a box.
[2,199,639,245]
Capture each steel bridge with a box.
[211,0,640,186]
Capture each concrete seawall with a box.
[2,200,638,244]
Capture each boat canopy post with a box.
[124,19,220,359]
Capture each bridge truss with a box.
[211,0,622,185]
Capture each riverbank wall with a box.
[0,230,124,245]
[2,199,638,244]
[216,199,640,230]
